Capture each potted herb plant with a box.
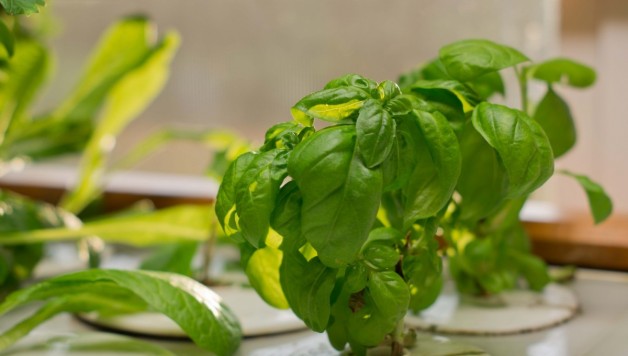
[216,39,612,354]
[398,40,612,302]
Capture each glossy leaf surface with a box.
[355,100,395,168]
[289,125,382,267]
[400,110,461,226]
[528,58,596,88]
[533,87,576,158]
[561,171,613,224]
[0,269,241,355]
[291,87,371,125]
[439,39,528,81]
[472,102,554,198]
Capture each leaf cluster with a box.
[217,39,613,353]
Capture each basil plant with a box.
[398,40,612,296]
[216,39,610,354]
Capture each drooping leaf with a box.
[399,110,461,227]
[355,99,395,168]
[528,58,596,88]
[533,87,576,158]
[245,243,289,309]
[279,247,336,331]
[235,149,289,248]
[0,269,241,355]
[271,183,337,331]
[439,39,529,81]
[59,31,180,214]
[288,125,382,268]
[215,152,256,237]
[291,87,371,125]
[0,205,213,246]
[560,171,613,224]
[472,102,554,198]
[456,121,509,222]
[0,0,45,15]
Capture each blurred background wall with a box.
[34,0,628,216]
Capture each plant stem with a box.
[515,66,529,115]
[391,317,405,356]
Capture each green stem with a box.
[515,66,529,115]
[391,317,405,356]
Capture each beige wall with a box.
[540,0,628,215]
[40,0,558,174]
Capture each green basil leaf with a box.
[398,59,449,89]
[235,149,289,248]
[270,181,302,242]
[245,244,289,309]
[271,182,336,332]
[324,74,378,97]
[0,269,241,355]
[456,121,509,222]
[400,110,461,226]
[259,121,304,152]
[472,102,554,198]
[408,79,481,112]
[459,237,496,276]
[347,271,409,346]
[404,221,443,312]
[0,20,14,58]
[280,248,336,332]
[560,170,613,224]
[344,263,368,293]
[215,152,255,236]
[362,244,399,270]
[467,71,505,99]
[291,87,371,125]
[289,125,383,268]
[508,250,550,291]
[403,254,442,312]
[439,39,529,81]
[377,80,401,102]
[528,58,596,88]
[356,99,395,168]
[0,0,45,15]
[533,87,576,158]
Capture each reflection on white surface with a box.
[406,282,578,335]
[528,329,568,356]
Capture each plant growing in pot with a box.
[216,71,468,353]
[397,40,612,304]
[216,39,612,354]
